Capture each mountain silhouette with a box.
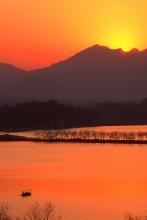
[0,63,27,103]
[0,45,147,103]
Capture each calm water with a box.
[1,125,147,220]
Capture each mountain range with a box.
[0,45,147,104]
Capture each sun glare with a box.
[106,32,136,52]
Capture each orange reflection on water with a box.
[0,141,147,220]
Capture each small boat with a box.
[21,191,32,197]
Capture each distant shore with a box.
[0,134,147,145]
[0,100,147,132]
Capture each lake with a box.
[1,125,147,220]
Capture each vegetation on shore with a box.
[125,215,147,220]
[0,202,61,220]
[35,129,147,142]
[0,129,147,144]
[0,202,146,220]
[0,99,147,131]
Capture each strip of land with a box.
[0,134,147,144]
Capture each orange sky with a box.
[0,0,147,69]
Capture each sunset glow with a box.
[1,1,147,220]
[103,32,136,52]
[0,0,147,69]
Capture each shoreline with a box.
[0,123,147,133]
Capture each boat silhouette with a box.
[21,191,32,197]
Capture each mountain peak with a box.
[86,45,141,54]
[83,44,113,52]
[129,48,140,53]
[70,44,127,62]
[0,43,147,104]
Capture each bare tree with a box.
[25,203,42,220]
[0,203,11,220]
[42,202,54,220]
[125,215,144,220]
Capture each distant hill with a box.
[0,63,27,103]
[0,63,26,86]
[0,45,147,103]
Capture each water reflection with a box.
[0,141,147,219]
